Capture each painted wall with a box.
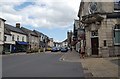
[0,19,4,45]
[4,34,15,44]
[11,32,27,42]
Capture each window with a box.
[12,35,14,41]
[91,30,98,37]
[17,35,19,41]
[22,36,24,42]
[104,40,106,46]
[114,0,120,10]
[114,24,120,45]
[0,32,1,41]
[4,36,7,41]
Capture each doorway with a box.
[91,37,99,55]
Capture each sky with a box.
[0,0,81,42]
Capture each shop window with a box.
[114,24,120,45]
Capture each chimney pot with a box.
[16,23,20,28]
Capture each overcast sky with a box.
[0,0,81,42]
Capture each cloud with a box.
[0,0,81,29]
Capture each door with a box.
[91,37,99,55]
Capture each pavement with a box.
[60,50,120,77]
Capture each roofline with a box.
[5,24,27,35]
[0,18,6,22]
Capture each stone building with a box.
[48,38,54,47]
[67,31,73,49]
[0,18,6,54]
[21,27,39,52]
[78,1,120,57]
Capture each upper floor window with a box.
[114,24,120,45]
[17,35,19,41]
[114,0,120,10]
[22,36,24,42]
[4,36,7,41]
[12,35,14,41]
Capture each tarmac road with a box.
[2,52,85,77]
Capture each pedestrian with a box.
[80,47,85,59]
[78,48,81,55]
[70,47,72,51]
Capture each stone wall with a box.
[85,27,91,56]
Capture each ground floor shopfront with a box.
[4,41,28,53]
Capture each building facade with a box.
[61,39,68,47]
[21,27,39,52]
[0,18,6,54]
[4,26,13,53]
[78,1,120,57]
[48,38,54,47]
[67,31,73,49]
[5,23,28,53]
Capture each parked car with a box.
[51,47,58,52]
[60,47,68,52]
[56,47,61,51]
[46,47,52,51]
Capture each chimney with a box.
[16,23,20,28]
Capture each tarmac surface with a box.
[2,52,85,77]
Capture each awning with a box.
[16,41,28,45]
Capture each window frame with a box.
[22,36,24,42]
[114,24,120,45]
[4,36,7,41]
[17,35,19,41]
[0,32,1,41]
[12,35,15,41]
[114,0,120,11]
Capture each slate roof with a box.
[4,27,11,35]
[5,24,27,35]
[33,30,42,37]
[63,39,67,42]
[21,27,38,37]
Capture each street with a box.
[2,52,84,77]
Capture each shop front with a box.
[11,41,28,53]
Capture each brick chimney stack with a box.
[16,23,20,28]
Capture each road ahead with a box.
[2,52,84,77]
